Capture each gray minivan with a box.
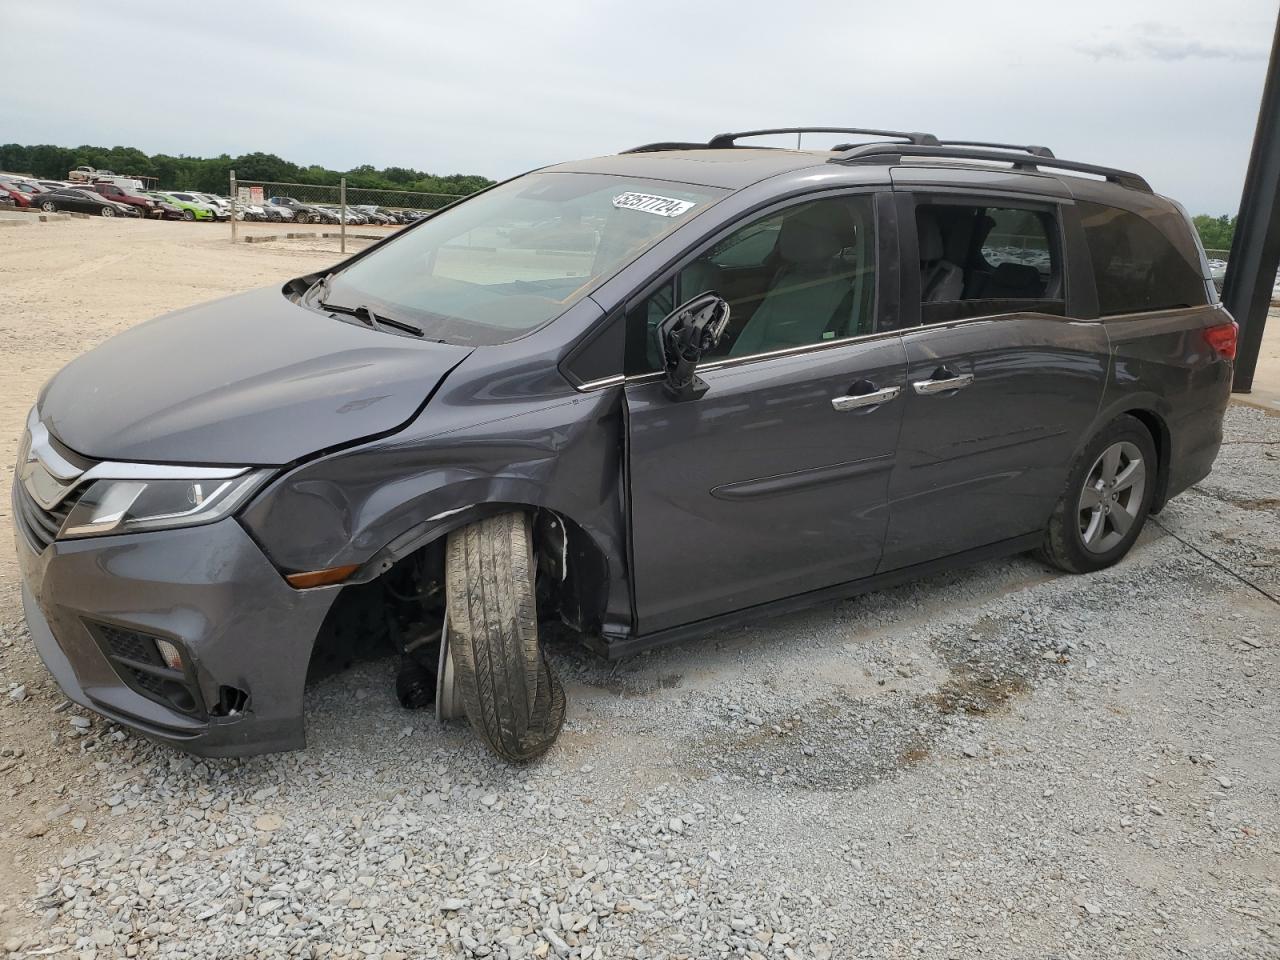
[14,128,1236,761]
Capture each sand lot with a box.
[0,216,1277,959]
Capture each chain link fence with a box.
[228,172,470,250]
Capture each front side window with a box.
[324,172,724,346]
[1078,201,1207,315]
[915,201,1064,323]
[626,194,877,373]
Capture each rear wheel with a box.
[444,513,566,762]
[1038,415,1156,574]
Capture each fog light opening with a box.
[163,681,197,714]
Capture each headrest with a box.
[992,262,1042,286]
[918,215,944,261]
[778,204,848,264]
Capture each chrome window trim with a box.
[571,307,1092,392]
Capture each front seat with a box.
[919,214,964,302]
[729,205,854,357]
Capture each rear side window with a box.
[914,201,1064,324]
[1078,201,1207,315]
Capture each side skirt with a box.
[589,532,1044,660]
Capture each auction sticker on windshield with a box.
[612,192,696,217]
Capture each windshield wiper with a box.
[320,301,424,338]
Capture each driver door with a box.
[623,192,906,634]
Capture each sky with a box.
[3,0,1275,214]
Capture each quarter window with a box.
[1078,201,1207,315]
[625,195,877,373]
[915,201,1064,324]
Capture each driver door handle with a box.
[831,385,901,411]
[913,372,975,395]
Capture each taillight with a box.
[1203,321,1239,360]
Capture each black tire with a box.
[445,512,565,762]
[41,200,57,213]
[100,206,115,217]
[1038,414,1157,574]
[182,209,195,221]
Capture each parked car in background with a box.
[177,192,228,220]
[145,193,186,221]
[353,205,398,225]
[316,205,365,225]
[268,196,337,224]
[160,192,217,221]
[399,208,438,224]
[88,182,162,218]
[0,179,38,208]
[68,165,106,182]
[262,201,296,222]
[34,187,135,217]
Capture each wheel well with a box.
[306,506,609,685]
[1122,408,1171,512]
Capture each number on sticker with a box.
[612,192,696,218]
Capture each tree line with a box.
[0,143,494,197]
[1192,214,1236,254]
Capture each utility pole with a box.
[1223,9,1280,392]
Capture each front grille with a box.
[14,481,77,552]
[89,622,203,716]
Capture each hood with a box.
[39,286,472,466]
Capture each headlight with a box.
[62,469,271,539]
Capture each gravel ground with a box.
[1,218,1278,959]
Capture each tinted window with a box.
[915,201,1063,323]
[1079,201,1207,315]
[625,195,877,373]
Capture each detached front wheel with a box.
[445,513,566,762]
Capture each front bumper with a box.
[15,511,340,757]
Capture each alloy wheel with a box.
[1078,440,1146,554]
[101,206,115,217]
[41,201,56,213]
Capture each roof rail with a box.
[936,140,1055,158]
[830,143,1151,192]
[621,141,714,154]
[707,127,940,149]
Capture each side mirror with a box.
[655,293,731,402]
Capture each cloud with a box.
[1077,23,1269,61]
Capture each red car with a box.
[0,179,35,208]
[89,182,161,218]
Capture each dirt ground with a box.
[0,218,370,894]
[0,216,1277,959]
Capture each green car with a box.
[152,191,215,221]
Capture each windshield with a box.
[323,171,724,345]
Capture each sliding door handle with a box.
[832,385,901,411]
[913,373,975,396]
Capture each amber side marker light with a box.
[285,564,360,589]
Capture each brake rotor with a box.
[435,610,464,721]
